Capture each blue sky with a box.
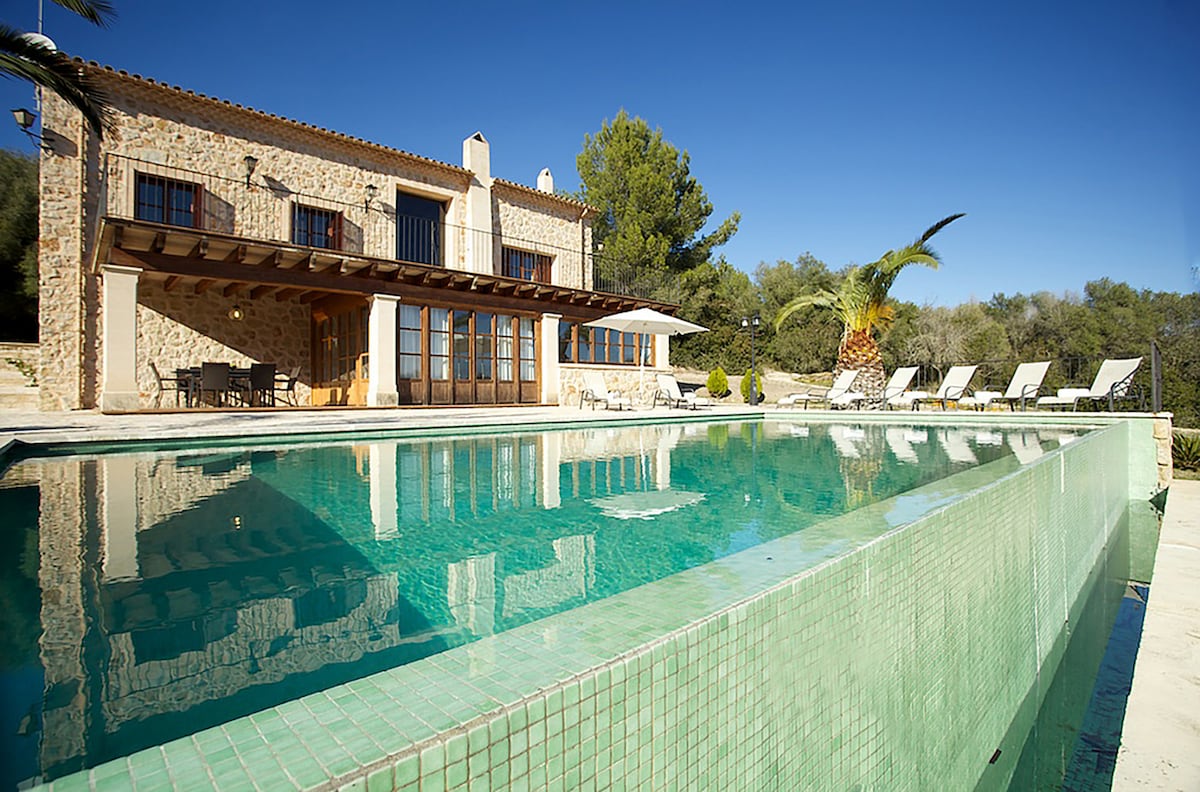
[2,0,1197,305]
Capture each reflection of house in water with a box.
[32,453,442,782]
[21,426,684,781]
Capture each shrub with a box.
[1173,430,1200,470]
[740,369,764,404]
[706,366,730,399]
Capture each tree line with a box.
[668,259,1200,426]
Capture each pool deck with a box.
[1113,477,1200,791]
[2,405,1193,789]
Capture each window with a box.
[314,305,368,385]
[559,321,575,362]
[396,192,443,266]
[592,327,607,363]
[453,311,471,381]
[398,304,422,380]
[557,323,652,366]
[475,312,494,380]
[292,203,342,249]
[502,247,552,282]
[519,318,536,381]
[497,315,514,382]
[430,308,450,380]
[135,173,202,228]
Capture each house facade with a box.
[37,61,674,412]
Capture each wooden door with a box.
[430,307,453,404]
[496,314,517,403]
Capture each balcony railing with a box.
[99,153,681,304]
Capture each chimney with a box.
[462,132,493,274]
[537,168,554,193]
[462,131,490,183]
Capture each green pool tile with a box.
[419,770,446,792]
[322,749,362,779]
[337,778,366,792]
[467,750,489,781]
[281,754,328,790]
[445,759,468,788]
[208,758,251,790]
[94,773,135,792]
[466,723,489,756]
[171,769,215,792]
[419,741,446,774]
[445,732,468,765]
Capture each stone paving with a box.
[1113,478,1200,791]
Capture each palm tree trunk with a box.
[835,328,886,404]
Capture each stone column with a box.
[539,313,561,405]
[655,333,670,369]
[99,264,142,412]
[366,294,400,407]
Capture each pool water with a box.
[0,420,1077,786]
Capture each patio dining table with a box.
[176,366,252,408]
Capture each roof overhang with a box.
[93,218,677,318]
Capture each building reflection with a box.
[17,423,686,782]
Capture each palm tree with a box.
[775,214,965,402]
[1,0,115,139]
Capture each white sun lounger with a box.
[890,365,978,411]
[881,367,920,409]
[1035,357,1142,411]
[959,361,1051,411]
[653,373,711,410]
[777,369,865,409]
[580,370,632,411]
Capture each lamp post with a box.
[741,315,760,406]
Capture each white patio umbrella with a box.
[584,308,709,402]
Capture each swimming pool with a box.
[0,415,1160,790]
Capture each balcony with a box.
[97,154,679,304]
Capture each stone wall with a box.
[137,285,312,407]
[38,90,87,410]
[494,183,592,289]
[560,363,669,408]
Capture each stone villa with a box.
[36,61,675,412]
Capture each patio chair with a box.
[959,361,1051,411]
[197,362,231,407]
[882,367,920,409]
[234,363,277,407]
[654,373,712,410]
[275,366,301,406]
[148,361,186,408]
[580,370,632,411]
[889,365,977,410]
[1036,357,1142,412]
[777,369,864,410]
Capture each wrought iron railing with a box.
[99,153,680,304]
